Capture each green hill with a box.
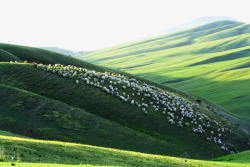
[39,47,77,56]
[77,20,250,133]
[0,43,101,71]
[0,130,249,167]
[0,43,249,161]
[0,62,236,160]
[0,49,21,62]
[0,83,188,156]
[213,149,250,163]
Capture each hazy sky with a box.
[1,0,250,51]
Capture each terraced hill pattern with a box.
[78,21,250,131]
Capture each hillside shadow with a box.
[223,62,250,71]
[188,49,250,67]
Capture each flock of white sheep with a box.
[27,62,238,153]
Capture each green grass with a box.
[0,43,248,134]
[0,49,21,62]
[77,21,250,133]
[1,82,207,158]
[0,130,249,167]
[0,42,249,158]
[0,42,249,166]
[0,163,102,167]
[2,63,245,160]
[213,149,250,163]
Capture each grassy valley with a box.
[77,21,250,133]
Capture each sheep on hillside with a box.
[34,63,238,153]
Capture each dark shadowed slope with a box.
[0,83,191,157]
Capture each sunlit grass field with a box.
[0,130,249,167]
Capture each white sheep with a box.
[168,119,174,124]
[39,63,239,152]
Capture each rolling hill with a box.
[77,20,250,133]
[213,149,250,163]
[39,47,77,56]
[0,43,249,166]
[0,130,249,167]
[39,47,89,57]
[0,83,188,156]
[0,61,237,159]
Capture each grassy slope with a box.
[0,62,238,160]
[0,130,249,167]
[213,149,250,163]
[0,83,189,157]
[77,21,250,130]
[0,43,248,159]
[0,49,21,62]
[0,43,248,134]
[0,43,106,72]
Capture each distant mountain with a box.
[39,47,89,57]
[161,16,238,35]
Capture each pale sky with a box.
[0,0,250,51]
